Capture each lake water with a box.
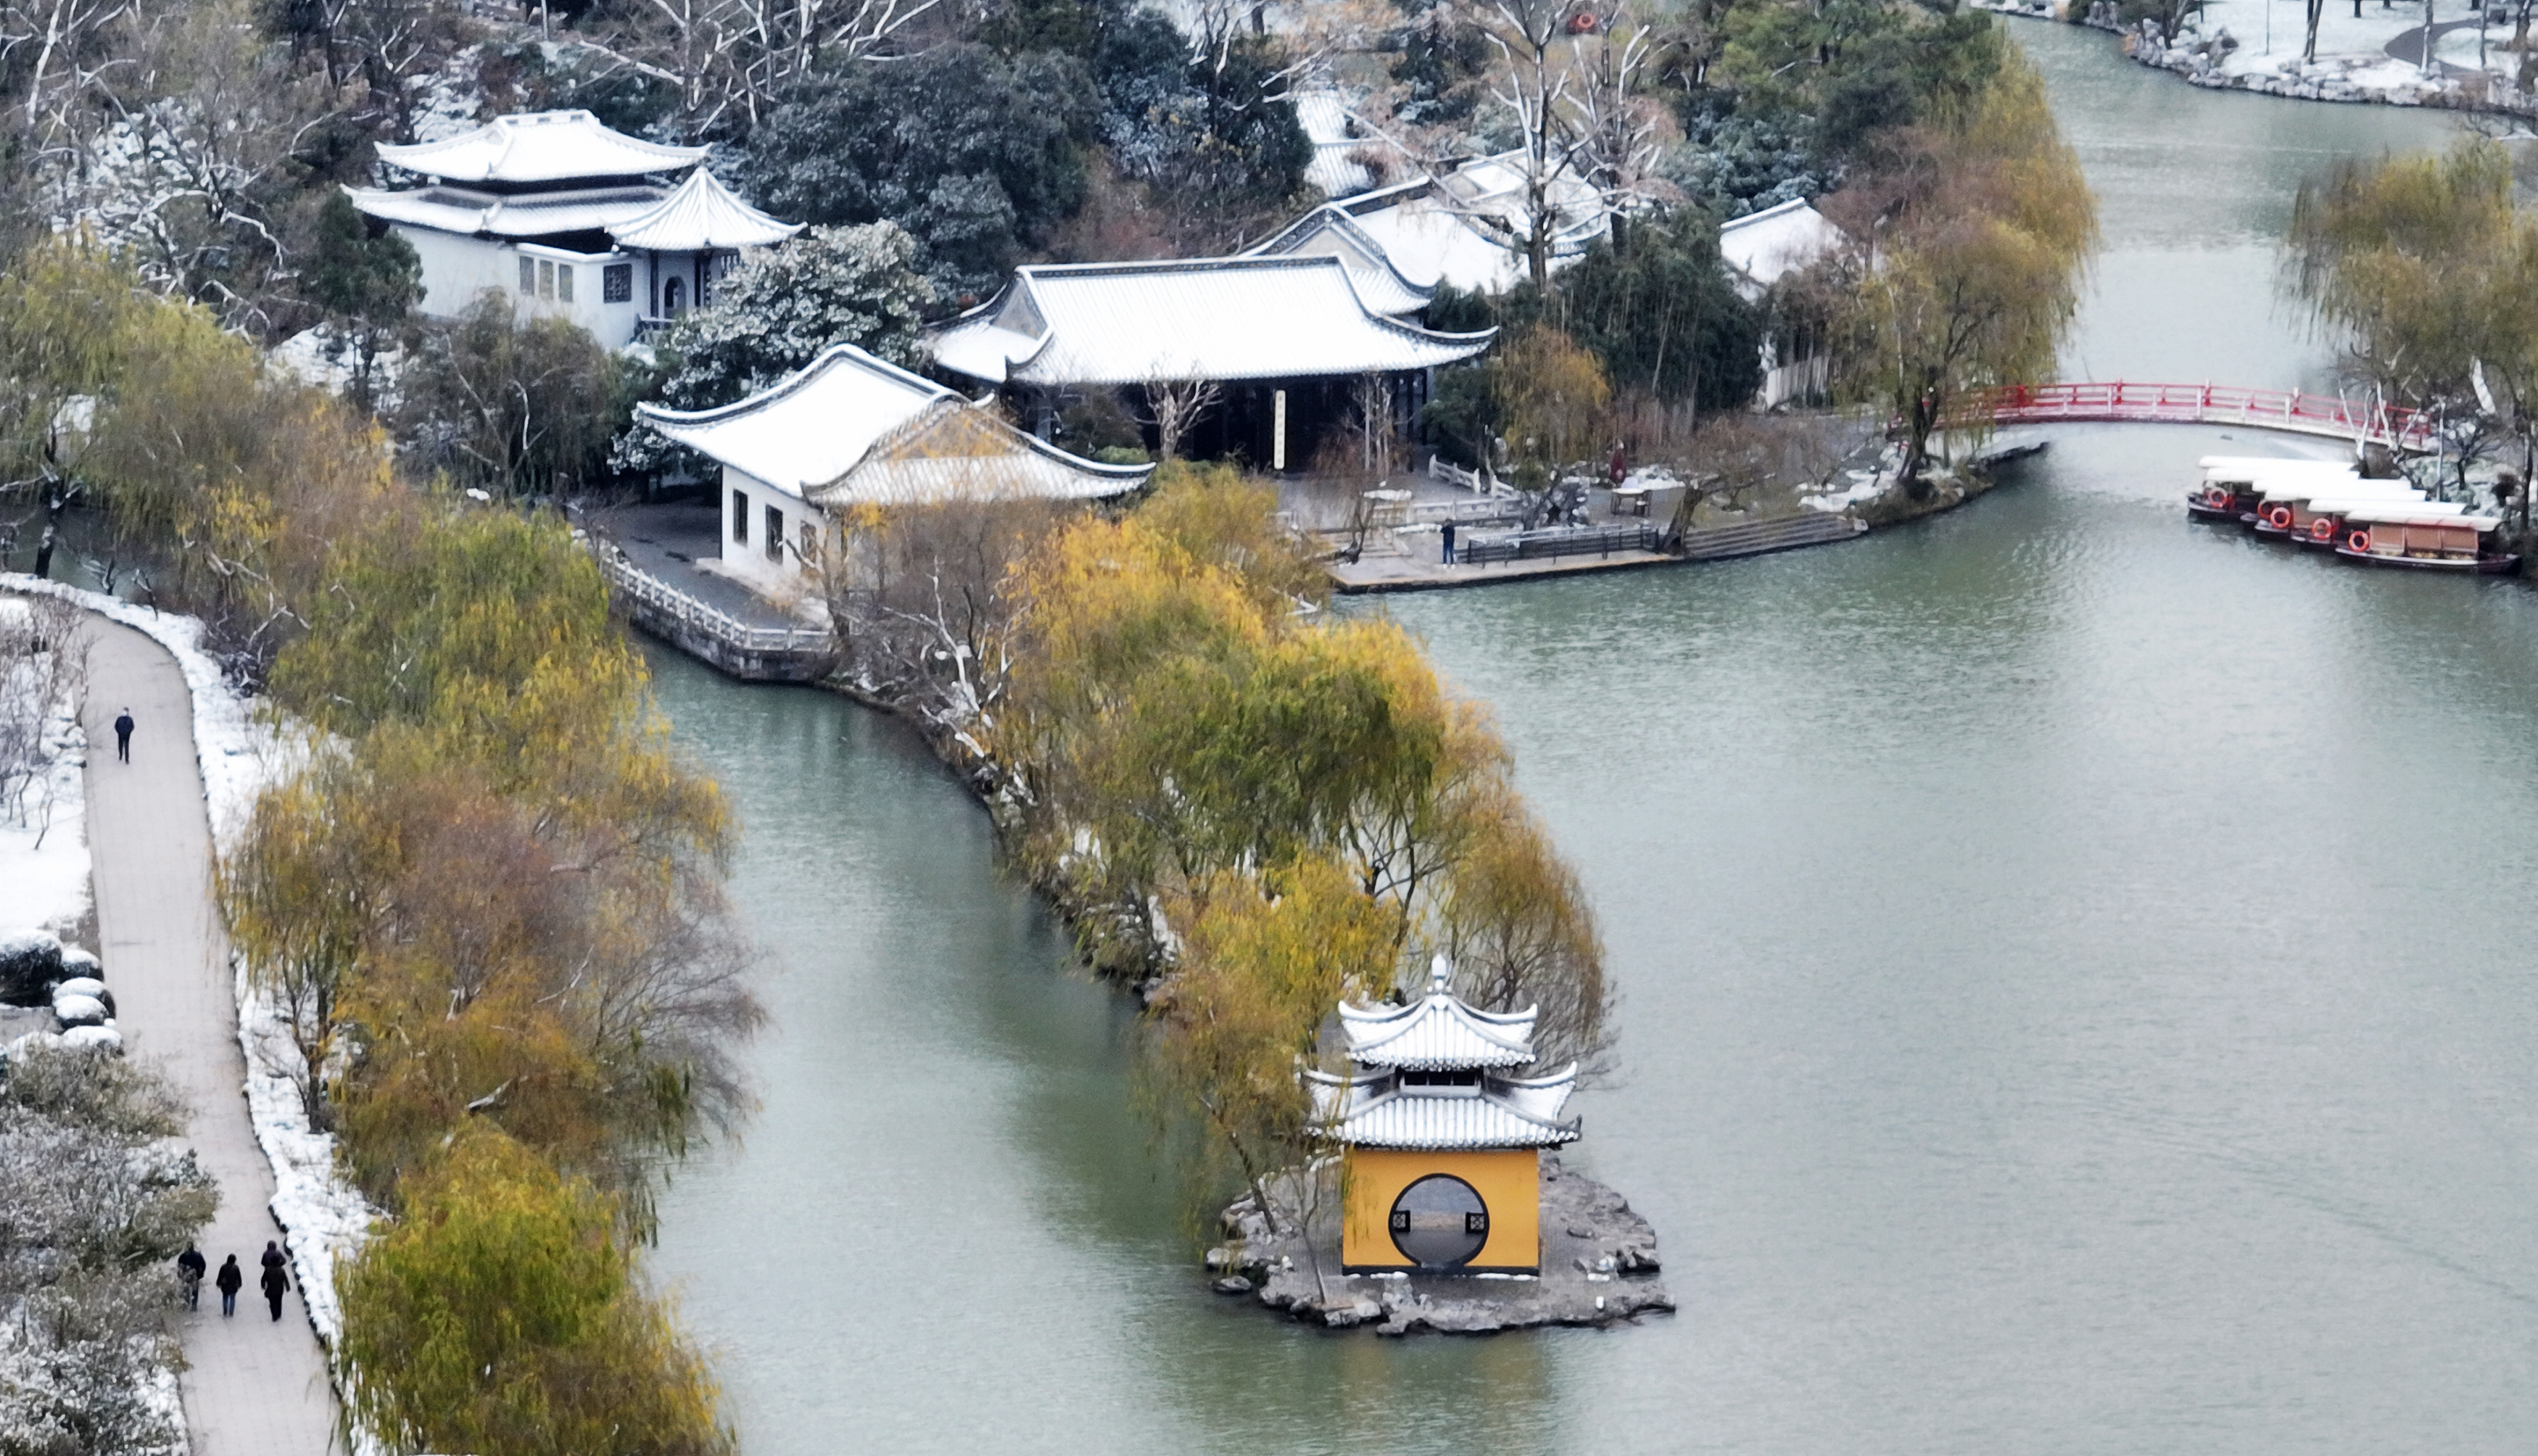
[647,25,2538,1453]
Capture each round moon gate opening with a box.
[1389,1174,1489,1267]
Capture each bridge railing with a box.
[1936,381,2433,450]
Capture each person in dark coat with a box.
[1441,520,1458,565]
[176,1244,207,1310]
[214,1254,242,1318]
[260,1259,289,1321]
[112,709,133,764]
[260,1240,286,1276]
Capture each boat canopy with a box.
[2199,455,2359,472]
[2302,497,2455,516]
[2254,479,2414,505]
[2339,503,2502,529]
[2201,459,2362,484]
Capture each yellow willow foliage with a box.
[1149,856,1404,1215]
[2286,140,2538,410]
[337,1124,734,1456]
[1495,326,1612,467]
[1435,774,1610,1073]
[269,502,640,751]
[1838,42,2097,471]
[1133,460,1331,613]
[314,735,756,1222]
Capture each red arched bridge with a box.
[1939,382,2434,452]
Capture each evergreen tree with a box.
[302,189,420,410]
[612,223,936,478]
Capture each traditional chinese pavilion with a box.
[348,110,801,348]
[1307,956,1579,1275]
[921,254,1492,471]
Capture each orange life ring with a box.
[2268,506,2293,529]
[2311,517,2336,541]
[2349,529,2372,553]
[2207,488,2235,508]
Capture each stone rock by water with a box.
[1217,1153,1673,1336]
[1211,1276,1253,1295]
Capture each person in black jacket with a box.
[260,1259,289,1321]
[214,1254,242,1318]
[112,709,133,763]
[176,1244,207,1310]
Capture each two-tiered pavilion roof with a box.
[1307,958,1581,1152]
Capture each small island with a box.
[1210,959,1670,1336]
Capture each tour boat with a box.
[2286,495,2452,549]
[2333,505,2521,574]
[2187,456,2363,523]
[2247,477,2417,540]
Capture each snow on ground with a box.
[0,575,375,1364]
[0,599,88,938]
[1806,468,1893,513]
[1983,0,2533,106]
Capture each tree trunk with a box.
[30,476,69,579]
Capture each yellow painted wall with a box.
[1341,1147,1541,1273]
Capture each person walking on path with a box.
[81,613,341,1452]
[260,1257,289,1323]
[177,1244,206,1311]
[214,1254,241,1318]
[1441,520,1458,566]
[113,708,133,763]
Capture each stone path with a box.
[79,617,339,1455]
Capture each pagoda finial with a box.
[1429,954,1453,995]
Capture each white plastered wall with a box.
[718,468,827,603]
[394,227,645,348]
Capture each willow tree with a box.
[337,1125,735,1456]
[2284,140,2538,496]
[1823,42,2097,489]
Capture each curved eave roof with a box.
[637,342,1144,501]
[378,109,706,185]
[1243,207,1435,315]
[610,170,803,252]
[1306,1071,1580,1150]
[347,183,665,241]
[1339,990,1538,1070]
[923,256,1492,387]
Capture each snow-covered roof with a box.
[925,255,1492,387]
[1338,956,1539,1070]
[1307,1064,1580,1150]
[1718,198,1845,297]
[1239,205,1433,315]
[610,169,802,252]
[636,344,1149,505]
[1294,88,1379,199]
[1254,156,1608,296]
[375,110,707,186]
[347,183,666,241]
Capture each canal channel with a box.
[645,24,2538,1455]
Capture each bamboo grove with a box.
[0,239,750,1456]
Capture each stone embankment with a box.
[1975,0,2537,111]
[1211,1155,1674,1336]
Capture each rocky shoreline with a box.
[1975,0,2538,112]
[1209,1154,1673,1336]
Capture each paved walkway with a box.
[78,618,339,1455]
[2385,15,2484,73]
